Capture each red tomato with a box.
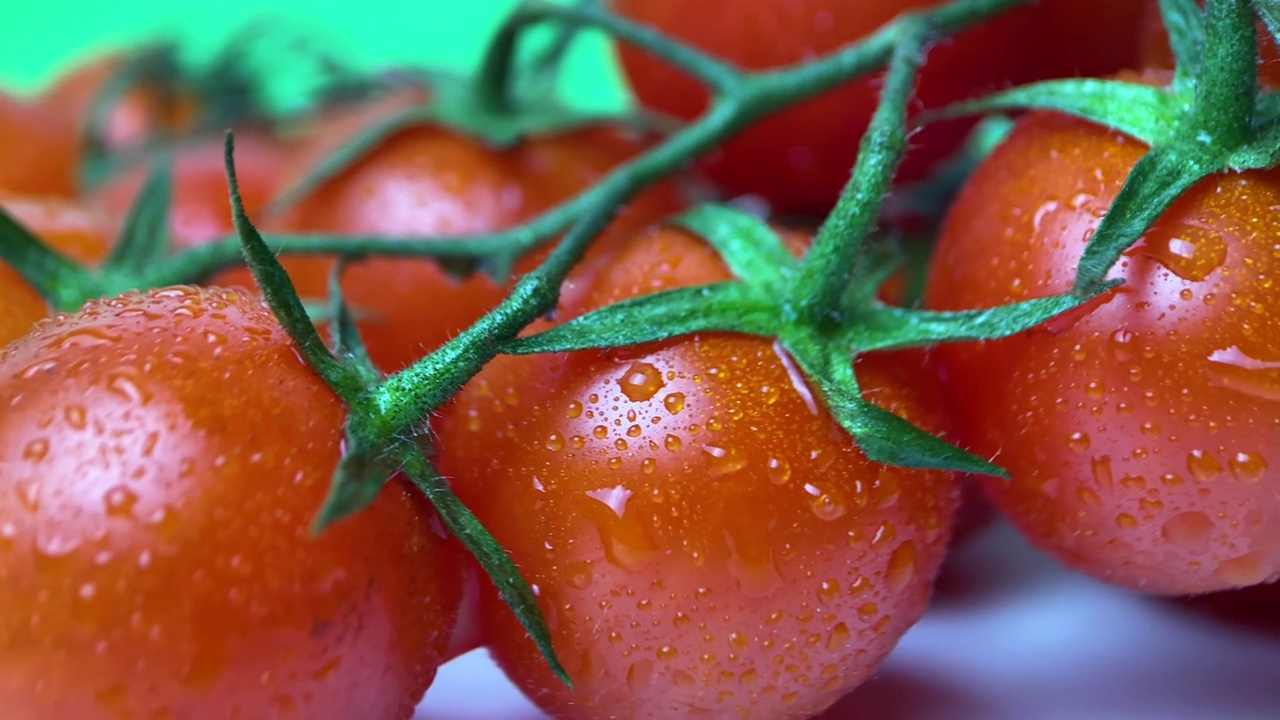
[1005,0,1145,83]
[0,194,113,346]
[0,285,464,717]
[437,224,959,718]
[0,95,77,196]
[1137,0,1280,87]
[924,108,1280,595]
[272,99,681,373]
[85,131,289,256]
[40,53,198,155]
[611,0,1028,215]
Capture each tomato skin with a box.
[612,0,1028,215]
[0,95,77,197]
[86,131,289,256]
[0,286,463,718]
[0,194,113,347]
[924,110,1280,595]
[274,113,680,373]
[437,225,958,718]
[1006,0,1145,83]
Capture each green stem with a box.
[473,1,523,115]
[1191,0,1257,148]
[795,19,927,324]
[0,208,100,310]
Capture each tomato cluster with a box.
[1,0,1278,718]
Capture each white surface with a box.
[415,521,1280,719]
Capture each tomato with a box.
[924,108,1280,595]
[611,0,1030,215]
[436,224,959,718]
[272,103,680,373]
[0,194,113,346]
[0,285,464,718]
[1137,0,1280,87]
[40,53,197,155]
[0,95,77,196]
[1005,0,1145,84]
[86,131,289,256]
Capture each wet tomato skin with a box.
[0,194,113,346]
[437,225,959,719]
[0,286,463,718]
[925,110,1280,595]
[273,117,680,373]
[0,95,77,197]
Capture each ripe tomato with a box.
[1137,0,1280,87]
[611,0,1028,215]
[924,109,1280,595]
[0,285,464,718]
[0,194,113,346]
[0,95,77,196]
[436,224,959,718]
[272,101,680,373]
[39,52,197,155]
[1004,0,1145,83]
[86,131,289,257]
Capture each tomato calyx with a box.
[921,0,1278,295]
[504,34,1105,479]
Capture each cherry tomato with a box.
[437,224,959,718]
[0,285,464,717]
[86,131,289,256]
[1138,0,1280,86]
[39,52,198,155]
[924,108,1280,595]
[0,194,113,346]
[272,100,680,373]
[0,95,77,196]
[611,0,1028,215]
[1004,0,1145,83]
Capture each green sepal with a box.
[1230,118,1280,167]
[1073,145,1213,293]
[311,436,396,532]
[842,288,1114,352]
[0,206,98,311]
[398,449,572,687]
[503,283,779,355]
[102,160,173,277]
[325,259,380,381]
[923,79,1179,147]
[669,204,798,287]
[786,339,1007,478]
[223,133,361,398]
[1160,0,1206,80]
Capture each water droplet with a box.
[1092,456,1114,488]
[1076,487,1101,506]
[1109,329,1136,361]
[663,392,686,415]
[566,401,583,418]
[1205,346,1280,400]
[103,485,139,517]
[1132,225,1227,281]
[545,433,564,452]
[856,603,878,621]
[767,458,791,485]
[614,438,629,452]
[64,405,87,430]
[585,485,633,519]
[817,580,840,604]
[1160,473,1185,487]
[22,438,49,461]
[565,561,592,589]
[593,425,609,440]
[106,372,152,405]
[885,542,917,592]
[1085,380,1105,399]
[1116,513,1138,529]
[656,645,679,661]
[1228,452,1267,483]
[664,434,682,452]
[15,481,40,513]
[1066,432,1090,453]
[704,445,748,478]
[1140,420,1160,437]
[1187,450,1223,482]
[619,362,665,402]
[1157,513,1215,553]
[826,622,850,650]
[640,458,656,475]
[772,341,818,414]
[54,326,121,348]
[1120,475,1146,491]
[1139,498,1164,514]
[1215,551,1271,586]
[803,483,847,521]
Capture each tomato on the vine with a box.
[272,102,681,372]
[924,107,1280,595]
[1138,0,1280,86]
[611,0,1031,215]
[0,285,464,718]
[437,224,959,718]
[0,194,113,346]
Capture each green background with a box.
[2,0,627,108]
